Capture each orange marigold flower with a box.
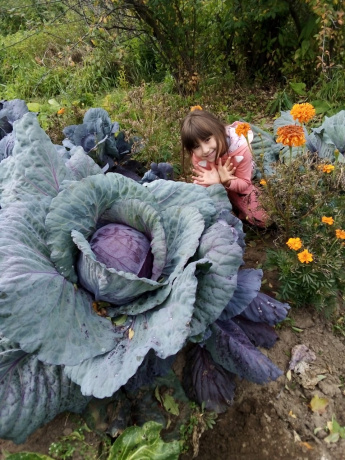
[335,229,345,239]
[235,122,251,138]
[290,103,316,124]
[190,105,202,111]
[260,179,267,186]
[276,125,306,147]
[322,164,335,173]
[297,249,313,264]
[57,108,65,115]
[322,216,334,225]
[286,237,302,251]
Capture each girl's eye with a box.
[205,137,210,142]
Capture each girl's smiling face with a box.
[191,135,218,163]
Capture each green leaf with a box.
[26,102,41,112]
[48,98,60,109]
[107,421,180,460]
[289,82,307,96]
[162,394,180,416]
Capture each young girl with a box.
[181,108,267,227]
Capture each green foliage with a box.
[47,422,110,460]
[107,421,180,460]
[5,454,54,460]
[179,402,217,457]
[99,83,185,170]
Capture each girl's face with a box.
[191,135,218,163]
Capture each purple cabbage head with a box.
[88,223,153,279]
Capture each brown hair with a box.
[180,110,228,161]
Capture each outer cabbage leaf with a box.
[0,131,15,161]
[191,221,243,337]
[146,180,217,227]
[0,113,72,207]
[273,110,300,134]
[232,316,278,348]
[64,260,202,398]
[206,319,282,383]
[312,110,345,153]
[107,421,180,460]
[250,125,280,177]
[0,99,29,124]
[240,292,290,326]
[65,146,103,180]
[0,201,117,365]
[183,345,236,413]
[0,115,13,137]
[306,131,339,161]
[0,335,90,444]
[205,185,246,249]
[221,269,263,319]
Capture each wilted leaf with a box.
[324,432,340,444]
[289,410,297,419]
[310,395,329,414]
[128,328,134,340]
[286,369,292,381]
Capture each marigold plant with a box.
[235,122,251,138]
[276,125,306,147]
[297,249,313,264]
[260,179,267,186]
[286,237,302,250]
[322,216,334,225]
[261,152,345,315]
[290,103,316,124]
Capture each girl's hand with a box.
[191,164,221,186]
[217,157,237,186]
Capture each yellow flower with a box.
[335,229,345,239]
[190,105,202,111]
[235,122,251,138]
[57,108,65,115]
[276,125,306,147]
[260,179,267,186]
[286,237,302,251]
[297,249,313,264]
[290,103,316,124]
[322,164,335,173]
[322,216,334,225]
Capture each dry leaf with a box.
[289,410,297,419]
[293,430,301,442]
[286,369,292,381]
[300,441,313,450]
[309,394,329,414]
[128,328,134,339]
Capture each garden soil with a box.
[1,243,345,460]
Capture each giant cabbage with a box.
[0,113,289,443]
